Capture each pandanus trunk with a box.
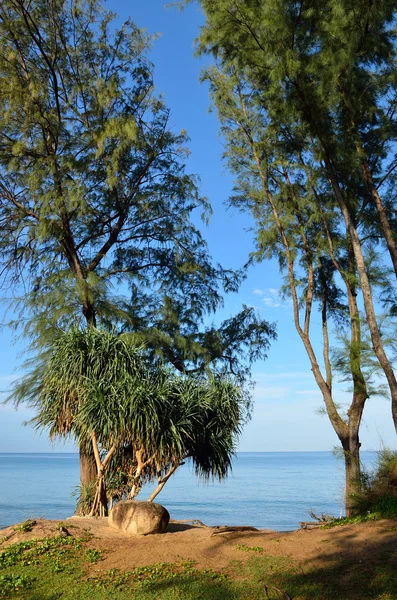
[89,432,116,517]
[76,447,97,515]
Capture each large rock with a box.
[109,500,170,535]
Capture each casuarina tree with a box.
[195,0,397,511]
[0,0,276,502]
[196,0,397,482]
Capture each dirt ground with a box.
[1,516,396,575]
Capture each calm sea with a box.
[0,452,378,531]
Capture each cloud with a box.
[252,287,292,310]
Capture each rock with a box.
[108,500,170,536]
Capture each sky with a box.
[0,0,396,453]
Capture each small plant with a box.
[0,573,33,596]
[0,536,84,569]
[235,543,264,553]
[12,519,36,533]
[84,548,103,563]
[0,536,10,545]
[351,448,397,518]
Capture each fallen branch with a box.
[169,519,210,528]
[299,521,332,529]
[211,525,259,536]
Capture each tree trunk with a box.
[76,301,97,513]
[147,462,181,502]
[343,439,361,517]
[76,446,97,515]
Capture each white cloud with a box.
[252,287,292,310]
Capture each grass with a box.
[1,530,397,599]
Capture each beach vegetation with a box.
[84,549,103,564]
[12,521,35,534]
[235,544,264,553]
[22,327,247,515]
[2,527,397,599]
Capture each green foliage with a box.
[0,0,275,391]
[0,573,33,596]
[354,449,397,516]
[84,549,103,564]
[0,536,83,570]
[22,328,248,509]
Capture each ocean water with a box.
[0,452,378,531]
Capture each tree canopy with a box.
[0,0,275,379]
[196,0,397,511]
[0,0,276,494]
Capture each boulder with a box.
[108,500,170,535]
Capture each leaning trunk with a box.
[89,432,115,517]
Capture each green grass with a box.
[1,532,397,599]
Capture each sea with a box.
[0,451,378,531]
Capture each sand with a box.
[1,516,396,574]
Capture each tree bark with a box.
[324,163,397,433]
[148,462,181,502]
[76,446,97,515]
[342,438,361,516]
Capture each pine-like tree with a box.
[0,0,276,501]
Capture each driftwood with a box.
[169,519,259,535]
[169,519,210,528]
[299,521,332,530]
[211,525,259,536]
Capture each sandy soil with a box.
[1,516,397,575]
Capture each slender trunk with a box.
[148,462,181,503]
[89,433,116,517]
[360,156,397,277]
[323,160,397,433]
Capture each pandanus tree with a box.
[17,328,247,516]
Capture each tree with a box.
[196,0,397,509]
[0,0,276,493]
[19,328,247,516]
[200,68,373,512]
[196,0,397,471]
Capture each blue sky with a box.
[0,0,396,453]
